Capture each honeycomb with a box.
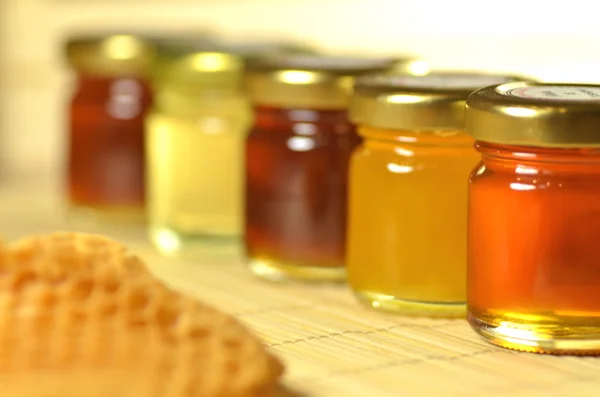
[0,232,284,397]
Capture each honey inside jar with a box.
[346,72,528,317]
[466,82,600,354]
[348,127,478,304]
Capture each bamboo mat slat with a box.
[1,179,600,397]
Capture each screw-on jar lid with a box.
[153,51,245,92]
[349,72,529,131]
[467,82,600,147]
[65,33,157,77]
[244,55,423,109]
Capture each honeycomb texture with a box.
[0,232,284,397]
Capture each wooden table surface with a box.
[1,174,599,397]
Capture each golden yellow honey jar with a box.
[346,72,527,317]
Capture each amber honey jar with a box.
[466,82,600,354]
[65,34,155,223]
[346,73,526,317]
[244,55,421,282]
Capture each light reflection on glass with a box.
[154,228,181,254]
[394,147,414,157]
[287,136,315,152]
[293,123,317,136]
[198,117,226,135]
[510,182,536,191]
[288,109,319,122]
[513,151,537,158]
[387,163,413,174]
[515,165,539,175]
[106,79,142,120]
[497,323,542,346]
[397,136,418,143]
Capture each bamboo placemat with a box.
[1,179,600,397]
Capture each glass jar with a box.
[65,34,155,223]
[466,82,600,354]
[346,73,527,317]
[146,49,252,257]
[243,55,420,282]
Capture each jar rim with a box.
[357,125,472,143]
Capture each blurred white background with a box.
[1,0,599,181]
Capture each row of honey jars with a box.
[145,38,317,254]
[63,32,314,227]
[247,67,600,356]
[64,32,600,354]
[145,54,424,257]
[241,69,523,286]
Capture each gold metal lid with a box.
[65,34,156,77]
[349,72,529,131]
[244,55,414,109]
[466,82,600,147]
[153,51,244,92]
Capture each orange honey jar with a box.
[467,82,600,354]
